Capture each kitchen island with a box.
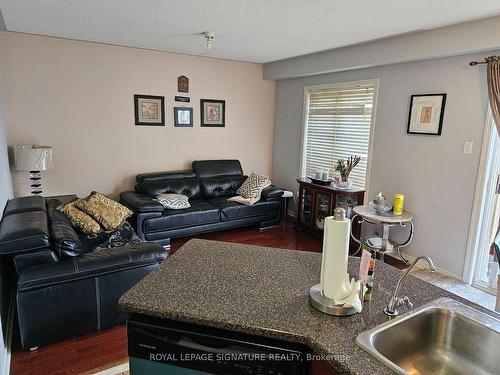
[119,239,498,374]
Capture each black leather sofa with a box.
[120,160,283,247]
[0,195,167,349]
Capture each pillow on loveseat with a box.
[76,192,133,231]
[58,199,102,235]
[155,193,191,210]
[237,172,270,199]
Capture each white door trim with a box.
[463,109,498,284]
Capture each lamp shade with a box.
[13,145,54,171]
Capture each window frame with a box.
[299,79,379,196]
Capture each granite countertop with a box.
[119,239,499,375]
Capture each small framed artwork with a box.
[200,99,225,127]
[407,94,447,135]
[134,95,165,126]
[178,76,189,93]
[175,96,190,102]
[174,107,193,127]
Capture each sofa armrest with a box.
[14,250,59,274]
[17,242,167,291]
[120,191,164,213]
[260,185,284,201]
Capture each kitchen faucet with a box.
[384,256,435,316]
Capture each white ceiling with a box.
[1,0,500,63]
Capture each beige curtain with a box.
[487,56,500,135]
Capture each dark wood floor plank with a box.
[11,217,321,375]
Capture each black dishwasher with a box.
[128,315,310,375]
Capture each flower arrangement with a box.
[334,155,361,182]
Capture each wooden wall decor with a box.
[178,76,189,93]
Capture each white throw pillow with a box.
[227,195,254,206]
[230,179,271,206]
[237,172,270,199]
[156,194,190,210]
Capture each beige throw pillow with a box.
[237,172,270,199]
[58,199,102,235]
[76,192,133,231]
[231,179,271,206]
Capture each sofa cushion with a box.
[17,242,167,291]
[192,160,243,178]
[143,200,220,232]
[156,194,191,210]
[140,178,201,200]
[208,198,280,222]
[199,175,247,199]
[3,196,46,217]
[0,211,50,254]
[58,199,102,235]
[237,172,270,199]
[47,199,85,258]
[76,192,132,231]
[14,250,59,273]
[136,170,196,185]
[120,191,165,213]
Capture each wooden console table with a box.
[296,178,365,253]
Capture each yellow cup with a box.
[393,194,404,215]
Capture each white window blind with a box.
[303,82,376,189]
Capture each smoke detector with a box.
[202,31,215,50]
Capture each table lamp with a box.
[13,145,53,195]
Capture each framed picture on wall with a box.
[178,76,189,93]
[174,107,193,127]
[134,95,165,126]
[200,99,225,127]
[407,93,447,135]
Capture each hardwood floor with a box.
[10,217,322,375]
[169,216,322,254]
[10,325,128,375]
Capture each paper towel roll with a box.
[320,215,351,299]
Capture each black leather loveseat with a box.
[0,195,167,349]
[120,160,283,247]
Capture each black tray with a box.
[308,176,334,186]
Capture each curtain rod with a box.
[469,60,488,66]
[469,55,500,66]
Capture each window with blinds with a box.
[302,81,377,189]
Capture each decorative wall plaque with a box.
[175,96,190,102]
[178,76,189,93]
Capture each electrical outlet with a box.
[464,141,473,154]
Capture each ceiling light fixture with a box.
[202,31,215,50]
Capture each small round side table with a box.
[350,205,414,264]
[281,190,295,217]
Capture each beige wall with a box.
[0,32,276,198]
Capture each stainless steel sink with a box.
[357,298,500,375]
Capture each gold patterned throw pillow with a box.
[58,199,102,235]
[76,192,133,231]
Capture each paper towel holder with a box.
[310,207,362,316]
[309,284,363,316]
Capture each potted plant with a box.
[334,155,361,189]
